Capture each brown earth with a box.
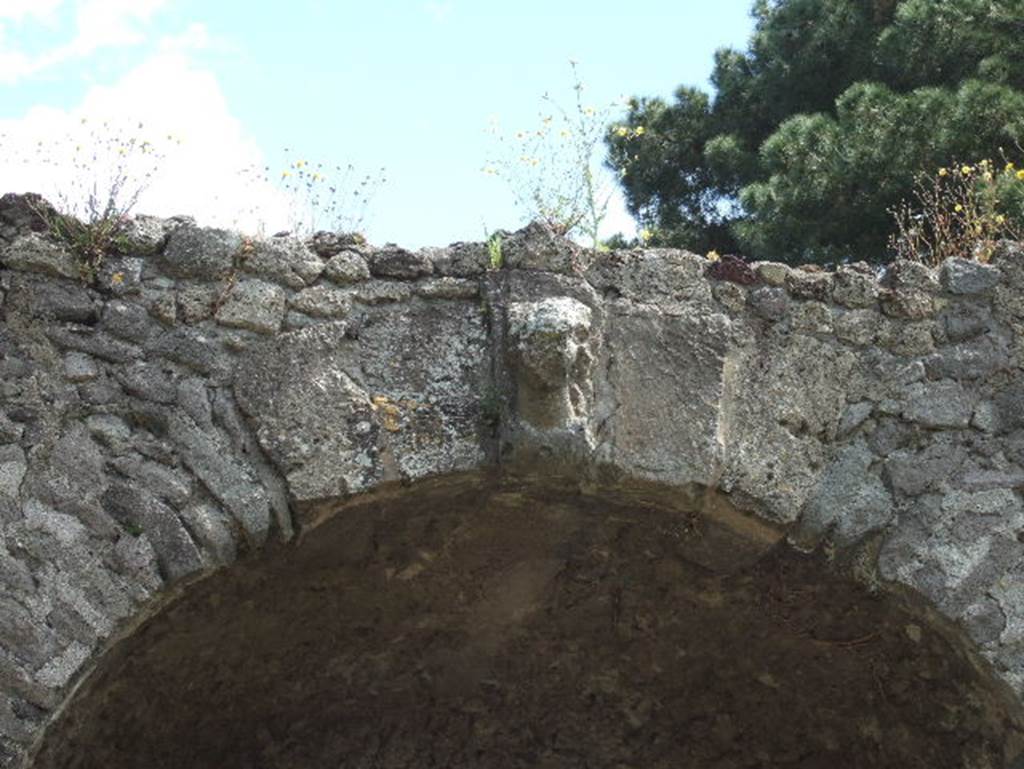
[33,483,1024,769]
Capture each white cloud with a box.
[0,0,169,83]
[424,1,453,21]
[158,21,212,53]
[69,0,168,56]
[0,40,293,234]
[0,0,64,22]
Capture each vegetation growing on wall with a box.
[0,119,170,280]
[484,62,627,249]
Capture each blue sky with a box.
[0,1,755,247]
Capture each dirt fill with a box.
[33,483,1024,768]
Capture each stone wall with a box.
[1,192,1024,765]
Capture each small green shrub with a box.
[486,230,503,269]
[484,61,625,248]
[1,118,172,281]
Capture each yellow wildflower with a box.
[1005,162,1015,172]
[111,272,124,285]
[615,126,629,137]
[634,126,646,136]
[706,250,721,262]
[961,165,973,175]
[954,204,964,212]
[938,167,948,176]
[639,228,653,242]
[996,214,1006,224]
[1017,170,1024,181]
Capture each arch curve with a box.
[29,474,1024,768]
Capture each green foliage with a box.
[891,158,1024,264]
[485,230,504,269]
[46,210,132,281]
[607,0,1024,264]
[1,118,170,281]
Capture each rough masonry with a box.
[2,192,1024,766]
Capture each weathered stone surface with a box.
[428,242,491,277]
[502,221,581,273]
[877,319,935,356]
[177,501,236,566]
[883,260,940,292]
[147,328,230,379]
[0,447,26,501]
[941,258,1001,295]
[322,249,370,284]
[159,227,240,280]
[305,231,365,259]
[936,301,993,343]
[97,256,144,297]
[368,244,433,279]
[20,279,98,324]
[753,261,789,286]
[214,279,286,334]
[0,192,55,242]
[788,300,832,334]
[0,234,78,280]
[881,288,934,319]
[44,327,140,364]
[175,285,217,324]
[101,300,155,343]
[800,440,893,544]
[165,414,270,545]
[414,276,479,300]
[924,334,1009,380]
[748,286,789,320]
[4,202,1024,766]
[235,305,488,510]
[586,249,711,305]
[116,361,177,403]
[785,270,831,301]
[834,308,880,346]
[0,415,24,445]
[901,379,975,428]
[241,238,324,289]
[287,285,351,319]
[832,265,878,308]
[62,352,98,383]
[507,297,593,431]
[885,439,969,496]
[837,401,873,438]
[351,280,412,305]
[598,306,728,490]
[994,384,1024,433]
[101,482,203,580]
[120,214,175,255]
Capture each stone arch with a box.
[25,473,1024,768]
[1,196,1024,765]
